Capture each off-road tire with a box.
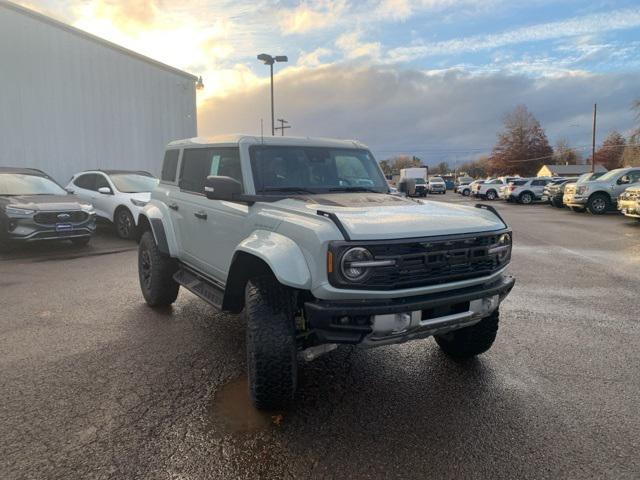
[434,309,499,358]
[485,189,497,201]
[70,236,91,246]
[138,231,179,307]
[115,207,136,240]
[587,193,610,215]
[245,276,298,410]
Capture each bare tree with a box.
[622,100,640,166]
[589,131,626,170]
[489,105,553,176]
[553,137,581,165]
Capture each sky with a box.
[19,0,640,165]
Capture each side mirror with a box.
[204,176,242,201]
[98,186,112,194]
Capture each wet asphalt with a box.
[1,197,639,479]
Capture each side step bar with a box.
[173,267,224,310]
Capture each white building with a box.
[0,1,198,183]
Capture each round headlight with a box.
[498,233,511,245]
[340,247,373,282]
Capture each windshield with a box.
[414,178,426,184]
[0,173,66,196]
[110,174,159,193]
[249,146,388,194]
[511,180,528,186]
[430,177,444,182]
[595,169,624,182]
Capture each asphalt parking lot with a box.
[1,197,639,480]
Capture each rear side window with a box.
[161,150,179,182]
[74,173,97,191]
[180,147,242,194]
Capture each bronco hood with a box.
[5,194,91,211]
[272,193,506,240]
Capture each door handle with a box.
[194,211,207,220]
[168,203,179,211]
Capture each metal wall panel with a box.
[0,3,197,184]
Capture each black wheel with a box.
[519,192,533,204]
[115,208,136,240]
[551,198,562,208]
[434,309,499,358]
[587,193,610,215]
[245,276,298,410]
[485,189,497,201]
[70,236,91,246]
[138,231,179,307]
[462,189,470,197]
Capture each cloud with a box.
[336,32,381,60]
[297,48,333,67]
[279,0,347,34]
[388,7,640,62]
[198,64,639,164]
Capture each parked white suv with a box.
[67,170,159,239]
[136,135,515,409]
[427,176,446,194]
[473,177,519,201]
[501,177,552,204]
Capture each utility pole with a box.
[275,118,291,136]
[591,103,597,173]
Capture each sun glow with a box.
[71,1,262,101]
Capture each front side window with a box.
[0,173,66,196]
[95,174,111,190]
[250,146,388,194]
[180,148,242,194]
[161,150,179,182]
[110,174,159,193]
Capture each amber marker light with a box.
[327,251,334,274]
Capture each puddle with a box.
[208,375,279,435]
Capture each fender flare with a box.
[233,230,312,289]
[138,204,179,256]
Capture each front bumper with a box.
[3,213,96,243]
[305,275,515,346]
[564,193,587,206]
[618,199,640,218]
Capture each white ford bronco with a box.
[136,135,515,409]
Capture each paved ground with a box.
[1,197,639,479]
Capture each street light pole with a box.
[257,53,288,136]
[270,63,274,136]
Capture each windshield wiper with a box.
[328,186,384,193]
[262,187,318,194]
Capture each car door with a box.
[531,179,549,199]
[613,170,640,198]
[91,173,116,221]
[70,173,102,214]
[174,146,248,281]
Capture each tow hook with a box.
[299,344,338,362]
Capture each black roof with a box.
[0,167,49,177]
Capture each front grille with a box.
[34,211,89,225]
[622,191,640,200]
[329,231,510,290]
